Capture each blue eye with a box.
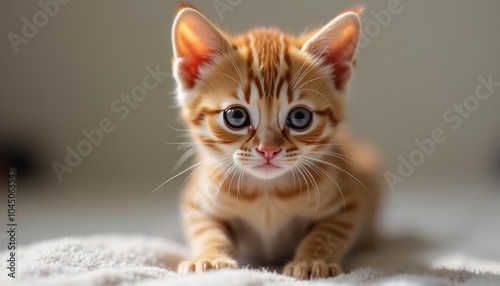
[287,107,312,130]
[224,106,250,129]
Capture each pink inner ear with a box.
[306,21,359,91]
[326,25,358,90]
[329,61,352,90]
[177,38,214,88]
[175,21,217,89]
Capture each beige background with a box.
[1,1,499,243]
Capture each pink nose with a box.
[257,146,281,161]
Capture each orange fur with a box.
[171,6,379,280]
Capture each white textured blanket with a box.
[1,233,499,286]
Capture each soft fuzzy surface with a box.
[2,181,500,285]
[1,234,500,286]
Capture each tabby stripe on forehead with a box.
[274,35,289,97]
[254,78,264,99]
[248,34,263,88]
[281,48,292,101]
[265,49,279,95]
[249,36,265,99]
[245,42,253,103]
[287,84,295,104]
[275,76,285,101]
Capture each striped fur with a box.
[171,6,380,280]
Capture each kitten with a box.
[170,5,380,280]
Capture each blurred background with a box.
[0,0,499,250]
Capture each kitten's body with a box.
[171,6,380,279]
[182,129,379,266]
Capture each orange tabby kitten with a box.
[171,5,380,280]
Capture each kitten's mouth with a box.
[248,162,287,179]
[253,162,281,170]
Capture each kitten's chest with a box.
[229,212,310,266]
[224,194,313,265]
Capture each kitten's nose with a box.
[256,146,281,161]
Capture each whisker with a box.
[237,166,244,209]
[225,51,245,84]
[173,146,197,171]
[295,163,312,218]
[163,141,220,146]
[291,37,336,91]
[309,151,362,173]
[213,72,245,90]
[167,124,190,132]
[290,40,329,88]
[293,61,332,93]
[197,159,233,201]
[299,160,321,221]
[298,160,331,217]
[311,143,355,147]
[294,75,332,93]
[215,162,237,199]
[303,159,346,212]
[296,88,326,99]
[291,167,297,194]
[150,154,231,194]
[304,155,372,197]
[181,158,233,210]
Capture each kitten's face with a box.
[172,7,361,180]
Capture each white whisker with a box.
[213,72,245,90]
[173,146,197,171]
[309,151,361,173]
[303,159,346,212]
[299,161,321,220]
[304,155,372,197]
[167,124,190,132]
[151,154,231,194]
[181,158,233,208]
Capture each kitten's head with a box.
[171,6,361,180]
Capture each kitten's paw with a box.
[283,260,342,280]
[178,256,238,274]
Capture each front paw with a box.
[178,256,238,274]
[283,260,343,280]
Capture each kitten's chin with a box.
[246,163,288,180]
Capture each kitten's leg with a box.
[177,207,237,274]
[283,211,359,280]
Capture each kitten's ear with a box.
[301,11,361,92]
[172,8,232,89]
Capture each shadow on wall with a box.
[0,139,39,180]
